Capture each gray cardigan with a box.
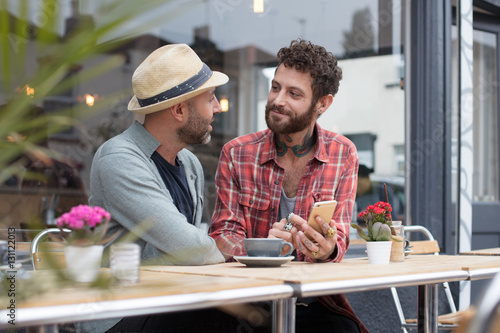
[78,121,224,332]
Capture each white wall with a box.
[256,55,405,176]
[318,54,405,175]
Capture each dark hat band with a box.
[137,63,213,107]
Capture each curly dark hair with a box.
[277,39,342,104]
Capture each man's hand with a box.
[269,217,297,246]
[296,216,337,260]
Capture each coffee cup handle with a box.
[280,241,294,257]
[404,240,410,250]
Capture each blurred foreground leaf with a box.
[0,0,203,184]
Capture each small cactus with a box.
[372,222,392,241]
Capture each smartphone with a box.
[307,200,337,238]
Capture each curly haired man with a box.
[210,39,368,332]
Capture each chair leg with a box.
[391,287,409,333]
[441,282,457,313]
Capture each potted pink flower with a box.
[56,205,114,283]
[56,205,112,246]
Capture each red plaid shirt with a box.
[209,123,358,262]
[209,124,368,332]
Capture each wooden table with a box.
[460,247,500,256]
[0,269,294,330]
[143,254,500,333]
[2,254,500,333]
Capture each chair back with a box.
[411,240,440,254]
[31,228,70,270]
[33,251,67,270]
[405,225,441,255]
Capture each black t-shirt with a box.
[151,151,194,224]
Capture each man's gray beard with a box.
[201,134,211,144]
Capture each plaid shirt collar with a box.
[258,123,330,166]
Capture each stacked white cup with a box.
[110,243,141,285]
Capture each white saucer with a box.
[364,249,414,256]
[234,255,294,267]
[405,249,414,256]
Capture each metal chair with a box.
[29,228,73,333]
[30,228,69,270]
[391,225,461,332]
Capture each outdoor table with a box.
[143,254,500,333]
[460,247,500,256]
[2,254,500,333]
[0,269,293,331]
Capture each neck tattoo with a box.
[276,129,316,157]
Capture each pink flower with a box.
[55,205,112,246]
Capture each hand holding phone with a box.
[306,200,337,239]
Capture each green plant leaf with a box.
[0,0,189,186]
[351,223,371,241]
[374,223,391,241]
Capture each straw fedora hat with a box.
[128,44,229,114]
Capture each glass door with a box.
[451,11,500,302]
[451,13,500,249]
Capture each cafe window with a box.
[451,26,499,202]
[472,29,498,202]
[1,0,407,228]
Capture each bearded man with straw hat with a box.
[80,44,241,333]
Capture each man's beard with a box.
[265,103,316,134]
[177,103,212,145]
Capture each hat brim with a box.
[128,71,229,114]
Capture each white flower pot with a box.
[366,241,392,264]
[64,245,104,283]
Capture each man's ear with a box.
[170,102,187,122]
[317,94,334,113]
